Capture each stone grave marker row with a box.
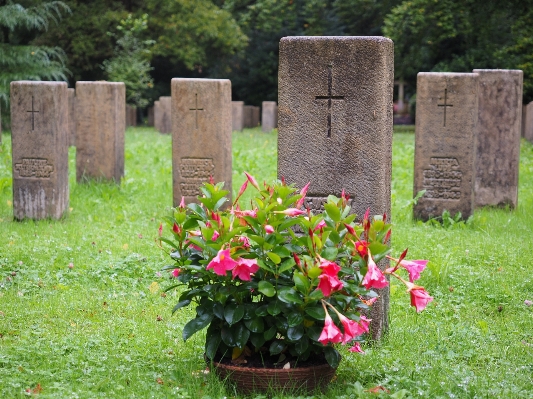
[154,96,171,134]
[262,101,278,132]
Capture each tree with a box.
[0,1,70,125]
[102,14,154,108]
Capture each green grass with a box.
[1,127,532,398]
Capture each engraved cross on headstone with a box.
[189,93,204,129]
[27,96,39,131]
[437,88,453,127]
[315,65,344,137]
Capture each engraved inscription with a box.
[422,157,462,200]
[315,65,344,137]
[302,196,353,213]
[179,158,215,196]
[14,158,54,178]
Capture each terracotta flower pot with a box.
[209,358,337,395]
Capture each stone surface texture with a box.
[232,101,244,131]
[473,69,522,208]
[157,96,171,134]
[126,105,137,127]
[251,106,260,127]
[278,36,394,341]
[525,101,533,142]
[413,72,478,220]
[171,78,232,207]
[67,88,76,147]
[148,106,154,126]
[243,105,254,128]
[11,81,69,220]
[75,81,125,182]
[262,101,278,132]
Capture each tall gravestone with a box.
[243,105,253,128]
[67,88,76,147]
[11,81,69,220]
[157,96,171,134]
[75,81,125,182]
[232,101,244,131]
[126,105,137,127]
[262,101,278,132]
[473,69,523,208]
[171,78,232,206]
[154,100,161,131]
[278,36,393,341]
[413,72,479,220]
[525,101,533,143]
[251,106,260,127]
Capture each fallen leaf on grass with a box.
[149,281,159,294]
[156,378,164,385]
[366,386,390,394]
[25,383,42,395]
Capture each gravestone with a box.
[473,69,523,208]
[148,106,154,127]
[278,36,393,341]
[243,105,253,128]
[67,88,76,146]
[154,100,161,131]
[232,101,244,131]
[155,96,172,134]
[525,101,533,143]
[251,106,260,127]
[171,78,232,206]
[75,81,125,182]
[262,101,278,132]
[11,81,69,219]
[126,105,137,127]
[413,72,479,221]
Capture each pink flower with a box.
[244,172,260,190]
[238,236,250,248]
[361,254,388,290]
[206,249,238,276]
[296,182,311,208]
[158,223,163,237]
[400,259,428,282]
[317,260,343,296]
[338,313,366,343]
[355,240,368,257]
[318,313,343,345]
[172,222,181,234]
[409,286,433,312]
[275,208,306,217]
[212,230,220,241]
[232,258,259,281]
[358,315,371,334]
[524,300,532,306]
[348,342,365,354]
[172,268,180,278]
[235,180,248,203]
[179,196,186,208]
[320,259,341,276]
[265,225,274,234]
[314,220,326,231]
[344,223,356,237]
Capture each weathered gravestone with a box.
[75,81,125,182]
[473,69,523,208]
[262,101,278,132]
[171,78,232,206]
[243,105,254,128]
[413,72,479,221]
[67,88,76,147]
[232,101,244,131]
[126,105,137,127]
[251,106,260,127]
[278,36,393,340]
[148,106,154,127]
[156,96,171,134]
[154,100,161,131]
[525,101,533,143]
[11,81,69,220]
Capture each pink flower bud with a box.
[244,172,260,190]
[265,225,274,234]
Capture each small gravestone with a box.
[171,78,232,206]
[413,72,479,221]
[11,81,69,220]
[154,100,161,131]
[278,36,394,341]
[243,105,253,128]
[262,101,278,132]
[525,101,533,143]
[473,69,523,208]
[158,96,171,134]
[67,88,76,147]
[75,81,125,182]
[126,105,137,127]
[148,106,154,127]
[251,106,260,127]
[232,101,244,131]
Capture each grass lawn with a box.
[1,127,532,398]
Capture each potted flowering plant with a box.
[159,172,432,394]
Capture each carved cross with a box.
[315,65,344,137]
[189,93,204,129]
[437,88,453,127]
[27,96,39,131]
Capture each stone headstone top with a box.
[11,81,69,219]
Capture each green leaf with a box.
[287,325,304,341]
[171,300,191,314]
[213,302,224,319]
[277,287,304,304]
[233,323,250,349]
[267,301,281,316]
[255,304,269,317]
[294,335,309,355]
[269,340,286,355]
[266,251,281,264]
[221,325,236,346]
[308,289,324,301]
[258,281,276,297]
[224,303,245,326]
[272,246,291,258]
[293,271,310,294]
[205,327,221,360]
[324,203,341,222]
[368,242,389,256]
[305,306,326,320]
[287,312,304,327]
[324,346,341,368]
[328,229,341,245]
[321,247,338,261]
[278,257,296,273]
[182,313,213,341]
[250,332,266,349]
[244,317,265,333]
